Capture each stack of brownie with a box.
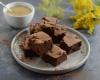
[20,17,81,66]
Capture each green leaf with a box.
[94,0,100,5]
[41,0,50,7]
[37,0,63,18]
[67,0,73,4]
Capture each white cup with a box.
[3,2,35,29]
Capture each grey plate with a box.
[11,27,90,74]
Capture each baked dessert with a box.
[29,31,53,57]
[29,22,42,34]
[41,23,56,37]
[20,36,37,57]
[60,34,81,54]
[20,17,82,66]
[53,26,66,43]
[42,17,57,25]
[29,17,57,36]
[42,45,67,66]
[39,17,57,37]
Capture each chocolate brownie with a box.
[53,26,67,43]
[29,31,53,57]
[42,45,67,66]
[29,17,57,36]
[42,17,57,25]
[40,17,57,37]
[29,22,42,34]
[20,36,38,57]
[60,34,81,54]
[41,23,56,37]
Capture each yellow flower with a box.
[72,0,93,15]
[68,0,100,34]
[94,6,100,17]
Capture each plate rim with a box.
[11,27,90,74]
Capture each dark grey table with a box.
[0,0,100,80]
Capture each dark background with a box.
[0,0,100,80]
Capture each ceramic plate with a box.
[11,26,90,74]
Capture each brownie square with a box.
[20,36,38,57]
[53,26,67,43]
[42,17,57,25]
[29,17,57,36]
[40,17,57,37]
[29,31,53,57]
[42,45,67,66]
[41,23,56,37]
[29,22,42,34]
[60,34,81,54]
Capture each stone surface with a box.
[0,0,100,80]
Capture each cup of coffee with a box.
[3,1,35,29]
